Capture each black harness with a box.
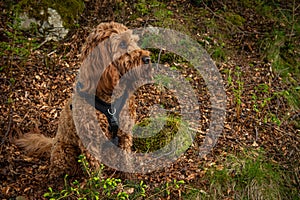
[74,82,129,145]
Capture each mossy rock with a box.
[17,0,84,29]
[133,115,192,156]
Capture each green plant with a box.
[134,0,169,17]
[43,155,188,199]
[153,8,173,20]
[256,0,300,110]
[251,83,289,126]
[211,42,226,61]
[43,155,146,200]
[0,6,40,74]
[185,149,299,199]
[182,187,207,199]
[252,83,270,113]
[226,66,243,118]
[133,0,176,28]
[134,0,149,15]
[149,179,185,199]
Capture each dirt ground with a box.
[0,0,299,199]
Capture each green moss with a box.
[224,12,245,27]
[133,115,191,155]
[211,45,226,61]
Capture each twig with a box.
[156,47,163,69]
[289,0,296,42]
[254,126,258,142]
[33,38,49,50]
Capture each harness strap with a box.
[74,82,128,145]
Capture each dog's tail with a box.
[15,133,54,158]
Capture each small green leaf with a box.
[166,189,170,195]
[43,193,50,197]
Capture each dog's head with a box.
[78,22,151,99]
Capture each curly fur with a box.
[16,22,151,178]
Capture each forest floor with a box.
[0,0,299,199]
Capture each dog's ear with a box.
[81,22,128,61]
[79,35,121,95]
[97,64,120,95]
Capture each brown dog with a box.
[16,22,151,178]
